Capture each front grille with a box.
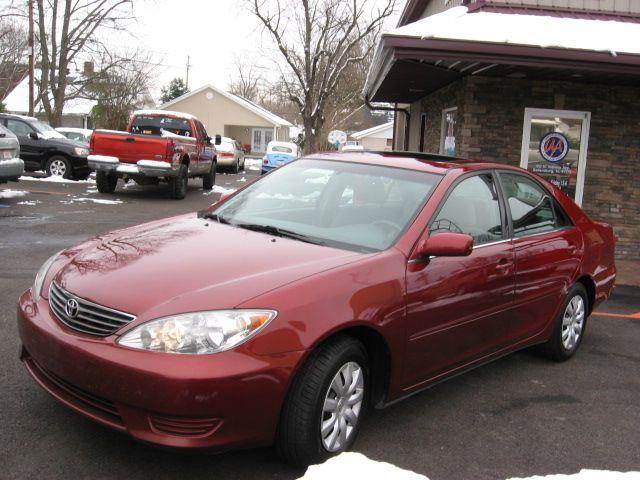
[49,282,136,336]
[149,413,222,438]
[23,352,124,429]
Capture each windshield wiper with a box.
[198,211,230,224]
[234,223,325,246]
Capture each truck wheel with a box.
[96,171,117,193]
[169,164,188,200]
[202,161,216,190]
[232,158,240,174]
[45,156,72,179]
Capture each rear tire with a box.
[45,156,72,179]
[232,158,239,174]
[202,161,216,190]
[536,283,589,362]
[276,335,368,467]
[169,164,188,200]
[96,171,118,193]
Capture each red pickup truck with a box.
[88,110,220,199]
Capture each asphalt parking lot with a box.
[1,166,639,480]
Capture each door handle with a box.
[125,137,135,143]
[496,258,511,270]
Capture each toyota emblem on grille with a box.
[65,298,79,318]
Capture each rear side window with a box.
[430,173,504,246]
[500,173,571,237]
[6,119,33,137]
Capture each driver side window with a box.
[6,119,33,137]
[430,174,504,246]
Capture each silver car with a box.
[0,124,23,184]
[216,137,246,173]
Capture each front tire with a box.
[96,171,118,193]
[169,164,188,200]
[537,283,588,362]
[45,156,72,179]
[276,335,367,467]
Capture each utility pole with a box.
[28,0,35,116]
[185,56,191,89]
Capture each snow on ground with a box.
[300,453,427,480]
[61,197,123,205]
[204,185,237,196]
[19,175,95,184]
[0,189,28,199]
[508,471,640,479]
[244,158,262,171]
[17,200,41,206]
[238,176,247,182]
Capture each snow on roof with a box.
[159,84,293,127]
[388,6,640,56]
[133,109,197,120]
[3,71,96,116]
[351,121,394,140]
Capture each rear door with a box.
[403,172,516,386]
[497,171,581,342]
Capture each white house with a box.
[350,122,394,151]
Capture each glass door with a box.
[252,129,263,153]
[520,108,591,206]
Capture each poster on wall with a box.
[521,110,590,204]
[441,108,457,156]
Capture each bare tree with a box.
[0,18,27,106]
[229,56,264,103]
[247,0,396,153]
[32,0,136,126]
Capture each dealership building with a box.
[365,0,640,271]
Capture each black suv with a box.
[0,113,90,180]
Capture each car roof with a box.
[0,113,39,122]
[133,109,196,121]
[306,151,525,176]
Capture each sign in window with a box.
[520,108,591,206]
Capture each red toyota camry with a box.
[18,152,616,466]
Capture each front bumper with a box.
[17,288,304,451]
[88,155,179,177]
[0,157,24,180]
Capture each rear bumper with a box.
[17,288,303,451]
[217,155,238,167]
[0,157,24,180]
[88,155,178,177]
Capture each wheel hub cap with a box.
[320,361,364,452]
[50,159,66,177]
[562,295,585,350]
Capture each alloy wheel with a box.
[320,361,364,452]
[49,159,67,177]
[562,295,585,350]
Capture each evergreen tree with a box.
[160,78,189,104]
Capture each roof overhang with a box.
[366,36,640,103]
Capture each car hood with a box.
[53,213,362,321]
[43,136,86,150]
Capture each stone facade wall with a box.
[413,76,640,260]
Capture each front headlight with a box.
[33,250,63,301]
[117,310,277,355]
[74,147,89,157]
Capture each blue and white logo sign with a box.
[539,132,569,164]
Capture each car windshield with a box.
[130,115,193,137]
[32,120,66,139]
[212,159,441,252]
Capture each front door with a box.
[252,128,274,154]
[403,173,515,387]
[4,118,42,169]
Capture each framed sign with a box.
[520,108,591,206]
[440,107,458,156]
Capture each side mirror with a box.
[215,134,222,145]
[415,233,474,259]
[205,135,212,144]
[29,131,40,140]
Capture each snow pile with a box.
[244,158,263,171]
[204,185,237,196]
[508,471,640,479]
[390,6,640,56]
[19,175,95,184]
[17,200,41,206]
[238,177,247,182]
[0,189,28,199]
[299,453,427,480]
[61,197,123,205]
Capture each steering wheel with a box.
[372,220,402,237]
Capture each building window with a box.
[519,108,591,206]
[439,107,457,156]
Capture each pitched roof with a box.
[351,121,394,140]
[159,84,293,127]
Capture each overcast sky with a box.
[129,0,400,98]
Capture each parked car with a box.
[88,110,220,200]
[0,124,23,183]
[216,136,245,173]
[0,113,90,180]
[341,144,364,152]
[18,152,616,466]
[56,127,93,146]
[261,140,300,174]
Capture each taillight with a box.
[263,158,269,165]
[219,152,234,158]
[166,140,175,161]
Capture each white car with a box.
[341,144,364,152]
[216,137,245,173]
[56,127,93,146]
